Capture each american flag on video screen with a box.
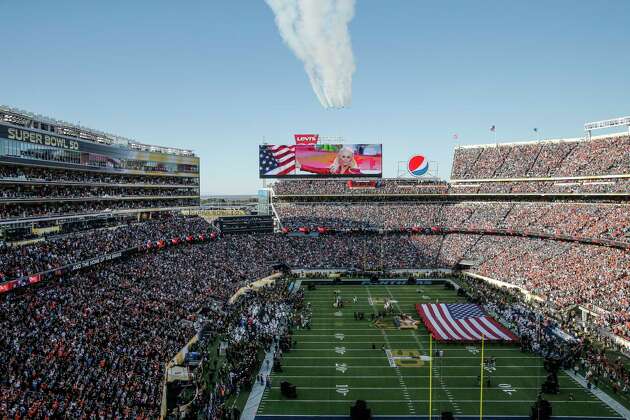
[416,303,518,342]
[259,145,296,176]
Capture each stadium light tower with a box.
[584,115,630,139]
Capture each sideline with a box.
[240,349,276,420]
[564,369,630,419]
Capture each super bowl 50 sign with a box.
[408,155,429,177]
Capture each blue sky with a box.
[2,1,629,194]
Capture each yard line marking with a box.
[290,341,430,344]
[270,375,565,378]
[281,356,542,363]
[293,334,429,337]
[365,285,415,415]
[291,351,539,358]
[269,386,586,390]
[279,364,546,368]
[432,362,461,415]
[270,286,624,419]
[261,399,608,403]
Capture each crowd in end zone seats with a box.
[451,134,630,179]
[275,202,630,243]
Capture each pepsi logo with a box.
[408,155,429,177]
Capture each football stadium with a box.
[1,105,628,419]
[1,2,629,420]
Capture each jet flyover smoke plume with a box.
[265,0,356,109]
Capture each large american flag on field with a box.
[259,145,296,176]
[416,303,518,342]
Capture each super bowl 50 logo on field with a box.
[408,155,429,177]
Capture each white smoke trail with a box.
[265,0,356,108]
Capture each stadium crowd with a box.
[197,281,303,419]
[272,179,449,195]
[451,134,630,180]
[275,202,630,243]
[0,165,199,186]
[1,225,628,417]
[0,198,200,220]
[0,216,211,280]
[442,234,629,324]
[0,185,197,200]
[450,178,630,194]
[0,234,295,418]
[272,178,630,195]
[2,220,628,324]
[462,277,630,397]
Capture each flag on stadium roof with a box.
[416,303,518,342]
[259,145,296,176]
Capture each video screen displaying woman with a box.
[294,144,382,177]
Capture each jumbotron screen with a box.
[259,143,382,178]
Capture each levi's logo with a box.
[294,134,319,144]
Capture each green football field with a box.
[256,284,623,419]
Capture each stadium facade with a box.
[0,105,200,241]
